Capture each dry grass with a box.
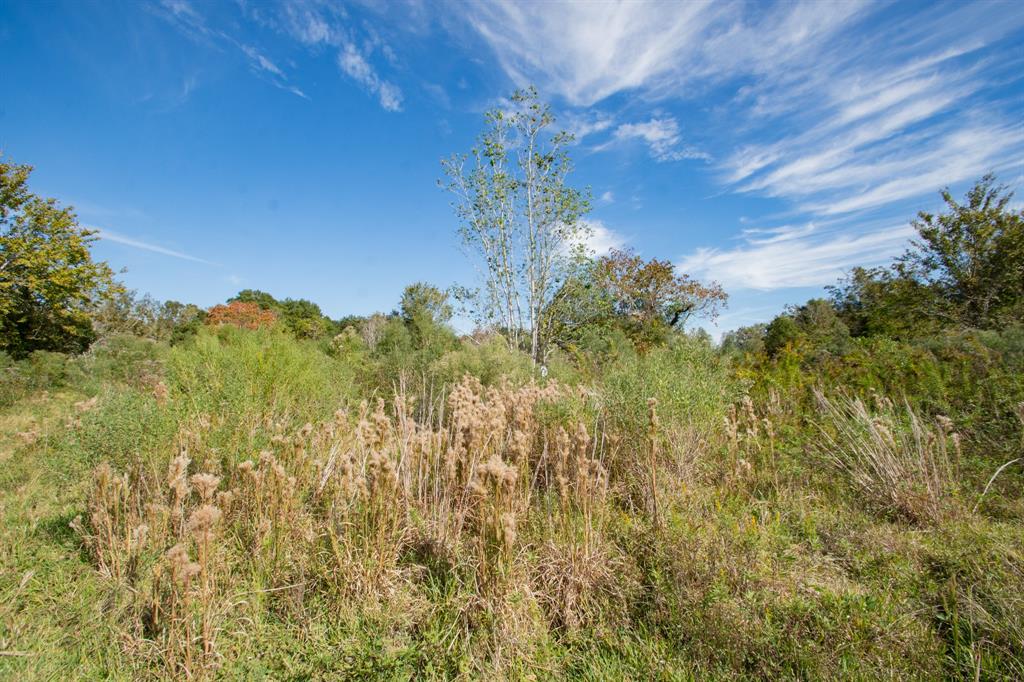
[814,389,959,524]
[72,375,646,678]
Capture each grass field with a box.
[1,328,1022,680]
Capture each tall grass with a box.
[814,389,959,524]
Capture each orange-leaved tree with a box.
[206,301,278,330]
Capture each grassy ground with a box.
[1,329,1022,680]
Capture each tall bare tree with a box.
[442,87,590,363]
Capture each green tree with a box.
[594,248,726,350]
[829,266,935,338]
[400,282,453,327]
[720,323,768,357]
[1,158,120,357]
[92,289,205,343]
[762,299,850,359]
[442,87,591,363]
[278,298,330,339]
[831,176,1024,336]
[399,282,457,352]
[542,248,726,355]
[228,289,278,310]
[898,175,1023,328]
[792,298,851,355]
[764,315,801,358]
[227,290,333,339]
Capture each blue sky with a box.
[3,0,1023,335]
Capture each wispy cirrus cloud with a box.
[263,0,404,111]
[154,0,308,99]
[338,43,402,111]
[96,228,218,266]
[456,0,862,106]
[721,30,1024,217]
[677,222,915,291]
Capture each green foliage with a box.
[5,154,1024,682]
[544,249,727,357]
[168,326,357,430]
[429,334,537,387]
[763,299,851,360]
[764,315,801,358]
[720,322,767,357]
[91,288,206,344]
[400,282,452,327]
[0,334,164,407]
[601,333,738,442]
[2,318,1023,679]
[831,176,1024,336]
[227,289,337,339]
[0,157,121,358]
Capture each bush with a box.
[600,334,738,443]
[430,335,537,388]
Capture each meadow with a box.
[1,319,1022,680]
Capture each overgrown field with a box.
[2,327,1023,680]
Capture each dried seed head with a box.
[216,490,234,511]
[166,543,201,584]
[499,512,517,547]
[186,504,222,542]
[130,524,149,550]
[153,381,170,406]
[190,473,221,502]
[167,452,190,500]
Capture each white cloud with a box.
[561,219,626,257]
[577,219,627,256]
[599,190,614,204]
[159,0,402,108]
[607,117,708,162]
[96,228,218,266]
[561,110,615,141]
[457,0,865,106]
[241,44,285,77]
[677,223,914,291]
[337,43,403,111]
[712,6,1024,216]
[458,1,1023,219]
[459,0,720,106]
